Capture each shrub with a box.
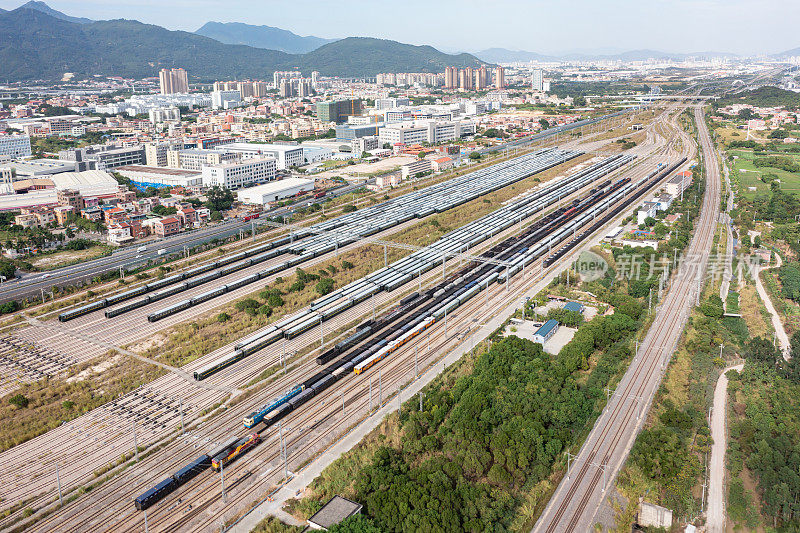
[341,261,354,270]
[217,312,230,323]
[258,305,272,317]
[342,204,357,213]
[9,394,29,409]
[235,298,260,312]
[267,294,284,308]
[62,400,75,410]
[316,278,335,296]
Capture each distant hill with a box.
[0,8,486,80]
[196,21,336,54]
[475,48,557,63]
[301,37,486,77]
[475,47,738,63]
[776,47,800,58]
[20,0,92,24]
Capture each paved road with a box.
[533,104,720,533]
[0,184,362,305]
[707,363,744,533]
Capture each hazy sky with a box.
[2,0,798,56]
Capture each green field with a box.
[731,149,800,199]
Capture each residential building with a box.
[495,66,505,89]
[145,140,184,167]
[236,177,315,205]
[401,159,432,179]
[444,67,458,89]
[53,205,74,225]
[458,68,474,90]
[532,319,559,344]
[152,216,181,237]
[201,158,277,189]
[316,99,363,124]
[107,223,133,244]
[159,68,189,95]
[0,134,32,158]
[532,69,544,92]
[476,66,488,90]
[148,107,180,124]
[57,188,85,211]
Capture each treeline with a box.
[715,86,800,110]
[752,155,800,173]
[728,332,800,529]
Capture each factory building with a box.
[236,177,315,205]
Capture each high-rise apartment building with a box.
[444,67,458,89]
[159,68,189,95]
[273,71,302,88]
[476,66,488,90]
[279,78,294,98]
[495,66,505,89]
[311,71,320,88]
[531,69,544,92]
[458,68,474,90]
[316,98,363,124]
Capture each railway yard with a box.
[0,101,700,533]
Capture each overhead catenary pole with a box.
[220,460,226,502]
[179,397,185,436]
[132,421,139,462]
[56,462,63,507]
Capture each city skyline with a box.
[1,0,799,57]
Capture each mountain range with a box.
[473,47,742,63]
[3,1,800,83]
[0,6,484,80]
[195,21,336,54]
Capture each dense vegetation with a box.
[728,334,800,529]
[715,86,800,110]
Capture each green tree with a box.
[9,394,28,409]
[316,278,335,296]
[205,186,235,212]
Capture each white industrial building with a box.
[0,134,32,159]
[222,143,304,170]
[201,157,277,189]
[378,119,476,146]
[211,90,242,110]
[116,165,203,189]
[236,178,315,205]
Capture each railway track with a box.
[534,102,718,533]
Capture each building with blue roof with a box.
[532,319,559,344]
[563,301,585,314]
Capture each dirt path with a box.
[707,364,744,533]
[753,254,791,360]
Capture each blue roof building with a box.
[563,301,585,314]
[533,319,559,344]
